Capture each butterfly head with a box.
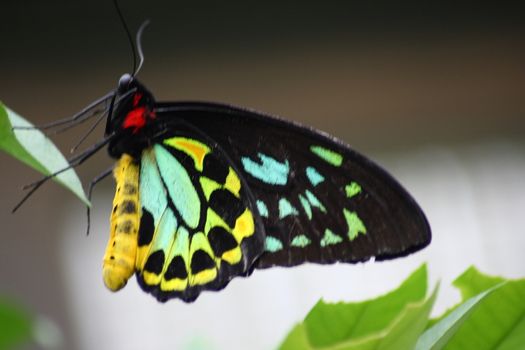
[107,74,156,158]
[117,73,134,93]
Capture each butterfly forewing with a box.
[154,102,431,270]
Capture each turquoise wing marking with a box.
[140,149,168,227]
[150,210,178,259]
[241,153,289,185]
[305,166,325,186]
[154,144,201,229]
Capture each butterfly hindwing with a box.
[154,102,431,269]
[132,137,264,302]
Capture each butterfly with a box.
[12,15,431,302]
[83,72,432,303]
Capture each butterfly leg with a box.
[12,135,113,213]
[85,166,114,236]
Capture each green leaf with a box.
[0,298,33,349]
[416,284,502,350]
[304,265,427,346]
[0,102,89,206]
[439,267,525,350]
[279,324,312,350]
[279,264,437,350]
[369,285,437,350]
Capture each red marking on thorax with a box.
[122,92,155,133]
[123,107,147,132]
[133,92,143,106]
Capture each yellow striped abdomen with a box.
[103,154,140,291]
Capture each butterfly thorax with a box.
[107,75,158,159]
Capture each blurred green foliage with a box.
[0,297,32,349]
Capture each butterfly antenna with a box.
[12,134,115,213]
[134,20,150,76]
[113,0,137,76]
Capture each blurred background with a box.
[1,1,524,349]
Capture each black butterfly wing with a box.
[154,101,431,269]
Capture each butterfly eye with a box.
[118,73,133,93]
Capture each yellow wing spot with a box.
[142,271,162,286]
[135,245,150,273]
[190,269,217,286]
[103,154,140,292]
[222,246,242,265]
[224,167,241,197]
[161,277,188,292]
[232,209,255,243]
[164,137,210,172]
